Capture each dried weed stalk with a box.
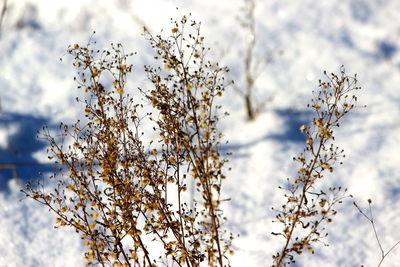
[272,68,361,266]
[354,200,400,267]
[231,0,276,121]
[23,16,232,267]
[0,0,7,36]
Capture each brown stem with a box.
[0,0,7,36]
[275,86,342,266]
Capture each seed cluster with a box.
[20,13,364,267]
[23,16,232,267]
[272,68,361,266]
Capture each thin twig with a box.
[0,0,7,37]
[354,200,400,267]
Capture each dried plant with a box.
[231,0,276,121]
[354,200,400,267]
[271,68,361,266]
[0,0,7,36]
[23,16,232,267]
[16,8,369,266]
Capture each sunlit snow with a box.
[1,0,400,266]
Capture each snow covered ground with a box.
[1,0,400,266]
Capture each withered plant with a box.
[354,200,400,267]
[271,68,361,266]
[23,16,232,267]
[231,0,277,121]
[0,0,7,35]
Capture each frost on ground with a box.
[0,0,400,266]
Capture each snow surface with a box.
[1,0,400,266]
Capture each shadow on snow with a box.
[221,108,312,155]
[0,112,55,192]
[0,108,313,192]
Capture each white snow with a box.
[1,0,400,266]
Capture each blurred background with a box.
[0,0,400,266]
